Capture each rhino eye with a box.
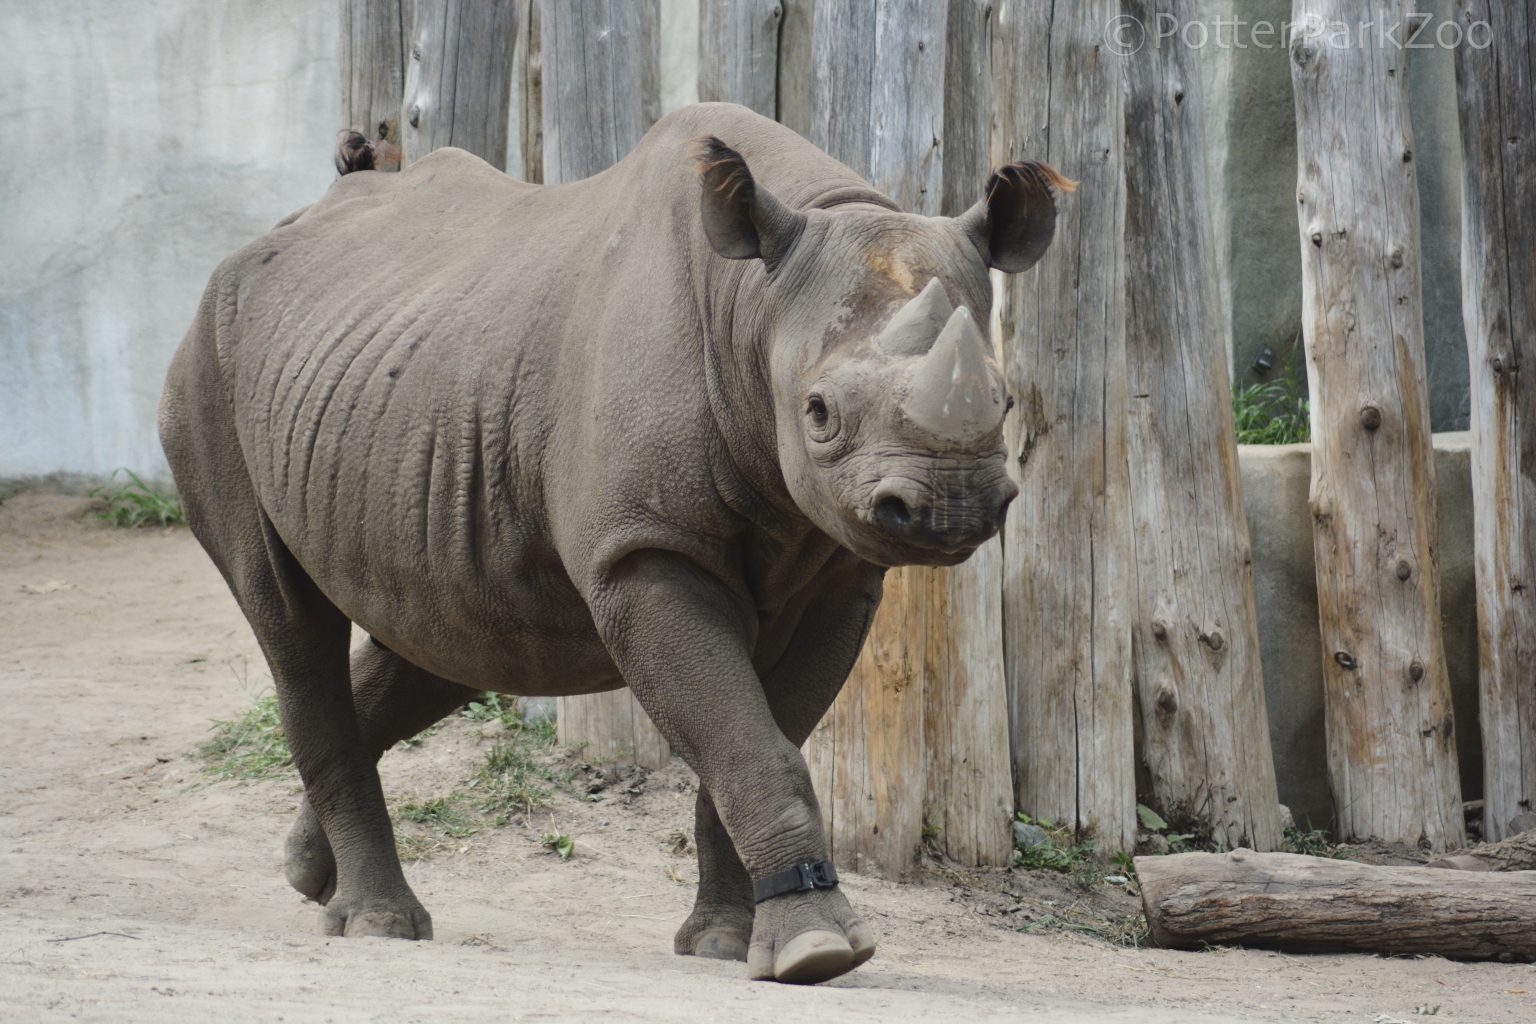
[807,395,829,428]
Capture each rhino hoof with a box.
[320,902,433,940]
[760,929,857,985]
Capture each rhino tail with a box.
[334,129,377,176]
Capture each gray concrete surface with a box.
[1241,433,1479,832]
[1,0,339,483]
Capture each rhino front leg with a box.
[592,552,873,984]
[286,640,476,904]
[675,562,883,970]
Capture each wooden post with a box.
[401,0,519,169]
[698,0,782,118]
[1453,1,1536,843]
[776,1,816,137]
[803,0,948,878]
[539,0,660,185]
[340,0,411,170]
[993,0,1136,853]
[921,0,1013,869]
[1121,0,1280,851]
[1289,0,1463,850]
[544,0,669,769]
[513,0,542,184]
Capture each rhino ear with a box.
[695,136,806,269]
[957,161,1076,273]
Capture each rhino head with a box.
[696,138,1072,568]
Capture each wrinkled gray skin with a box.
[159,103,1063,984]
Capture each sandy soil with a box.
[2,493,1532,1023]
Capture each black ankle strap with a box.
[752,859,839,904]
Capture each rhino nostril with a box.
[872,494,913,535]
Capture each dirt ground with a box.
[2,493,1532,1023]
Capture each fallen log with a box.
[1428,826,1536,873]
[1135,849,1536,961]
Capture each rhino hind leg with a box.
[673,785,754,961]
[286,642,476,904]
[161,334,431,941]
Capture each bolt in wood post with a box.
[1289,0,1463,850]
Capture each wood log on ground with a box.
[1428,827,1536,872]
[993,0,1136,853]
[1121,0,1280,852]
[1452,0,1536,845]
[1288,0,1464,850]
[545,0,668,769]
[340,0,411,170]
[401,0,519,169]
[1136,849,1536,961]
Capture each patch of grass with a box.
[394,796,482,861]
[465,699,564,823]
[91,469,185,528]
[198,692,293,781]
[1012,813,1102,873]
[1233,375,1310,445]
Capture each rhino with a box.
[159,102,1067,984]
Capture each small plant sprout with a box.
[541,832,575,860]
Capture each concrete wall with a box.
[1241,434,1479,831]
[1,0,339,484]
[1219,0,1468,429]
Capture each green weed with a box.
[540,832,575,860]
[92,469,185,528]
[1281,824,1343,858]
[1233,375,1310,445]
[1012,812,1102,873]
[198,693,293,781]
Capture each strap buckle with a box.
[752,858,839,903]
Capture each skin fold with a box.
[159,102,1064,984]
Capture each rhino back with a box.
[200,104,871,689]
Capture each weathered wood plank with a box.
[920,0,1012,869]
[1137,850,1536,961]
[401,0,519,169]
[1289,0,1464,850]
[340,0,410,171]
[539,0,660,185]
[804,0,947,878]
[698,0,782,119]
[993,0,1136,853]
[1452,0,1536,843]
[776,0,815,137]
[556,686,671,770]
[512,0,542,183]
[543,0,667,768]
[1121,0,1280,851]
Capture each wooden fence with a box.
[339,0,1534,871]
